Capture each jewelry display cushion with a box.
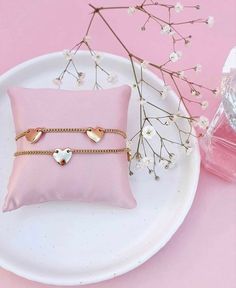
[3,85,136,212]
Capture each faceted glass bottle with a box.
[201,68,236,183]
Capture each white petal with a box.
[207,16,214,28]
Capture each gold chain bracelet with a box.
[16,127,127,144]
[14,147,131,166]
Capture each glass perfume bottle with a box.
[201,48,236,183]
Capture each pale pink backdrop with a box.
[0,0,236,287]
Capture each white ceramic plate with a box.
[0,51,200,286]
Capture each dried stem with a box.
[54,1,215,178]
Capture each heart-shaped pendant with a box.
[86,127,105,143]
[25,128,43,144]
[53,148,72,166]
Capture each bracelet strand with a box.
[14,147,131,165]
[15,127,127,142]
[14,148,129,156]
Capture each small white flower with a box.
[178,71,185,79]
[140,60,150,69]
[185,146,193,156]
[77,78,84,87]
[126,140,132,149]
[201,100,209,110]
[175,2,184,13]
[139,98,147,106]
[194,64,202,72]
[135,162,142,170]
[169,153,176,161]
[181,144,193,156]
[169,51,182,62]
[192,118,199,127]
[206,16,214,28]
[168,161,176,169]
[92,53,102,64]
[168,153,177,168]
[185,39,191,46]
[63,49,73,61]
[142,125,156,139]
[127,6,136,15]
[160,85,170,99]
[191,89,201,97]
[141,156,154,167]
[169,114,178,123]
[159,159,169,169]
[78,72,86,80]
[107,73,118,83]
[198,116,209,129]
[83,35,91,42]
[53,78,62,87]
[161,25,175,36]
[213,88,220,96]
[164,119,170,126]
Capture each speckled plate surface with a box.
[0,51,200,286]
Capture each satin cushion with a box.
[3,85,136,212]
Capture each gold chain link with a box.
[14,148,129,157]
[15,127,126,141]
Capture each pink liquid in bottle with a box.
[201,61,236,183]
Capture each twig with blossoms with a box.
[53,1,217,179]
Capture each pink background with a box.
[0,0,235,287]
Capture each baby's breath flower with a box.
[53,78,62,87]
[127,6,136,15]
[185,39,191,46]
[169,153,177,162]
[142,125,156,139]
[191,89,201,97]
[170,51,182,62]
[185,146,193,156]
[77,78,84,87]
[169,114,178,123]
[107,73,118,83]
[83,35,91,42]
[201,100,209,110]
[194,64,202,72]
[161,24,175,36]
[140,60,150,69]
[206,16,214,28]
[126,140,132,149]
[178,71,185,79]
[135,162,142,170]
[63,49,73,61]
[198,115,209,129]
[168,160,176,169]
[160,85,170,99]
[141,156,154,167]
[92,53,102,64]
[213,88,220,96]
[139,98,147,106]
[159,159,169,169]
[78,72,86,80]
[174,2,184,13]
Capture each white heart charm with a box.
[53,148,72,166]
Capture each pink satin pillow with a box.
[3,86,136,212]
